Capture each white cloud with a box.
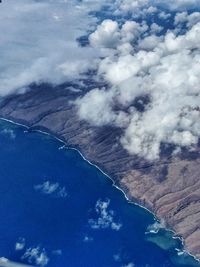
[138,35,163,50]
[22,247,49,267]
[98,50,160,85]
[77,88,118,126]
[89,19,120,49]
[0,258,31,267]
[77,19,200,160]
[1,0,200,97]
[175,11,200,28]
[2,0,200,162]
[122,263,135,267]
[115,0,150,16]
[15,238,26,251]
[83,235,94,242]
[150,23,163,34]
[0,0,101,96]
[34,181,67,198]
[89,19,148,51]
[88,199,122,231]
[114,0,200,17]
[156,0,200,11]
[158,11,171,20]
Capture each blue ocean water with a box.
[0,119,199,267]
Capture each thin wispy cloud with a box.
[34,180,67,198]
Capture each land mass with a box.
[0,84,200,260]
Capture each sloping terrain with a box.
[0,85,199,259]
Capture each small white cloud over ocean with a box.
[34,180,67,198]
[88,199,122,231]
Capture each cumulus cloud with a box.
[76,88,129,127]
[34,181,67,198]
[174,11,200,28]
[158,11,171,20]
[156,0,200,11]
[89,19,148,52]
[138,35,163,50]
[116,0,200,14]
[22,247,49,267]
[0,0,101,96]
[150,23,163,34]
[2,0,200,161]
[77,17,200,160]
[1,0,200,97]
[89,20,120,49]
[115,0,151,17]
[88,199,122,231]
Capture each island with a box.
[0,84,199,261]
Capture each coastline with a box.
[1,117,200,265]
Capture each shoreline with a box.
[1,116,200,265]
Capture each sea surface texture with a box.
[0,120,199,267]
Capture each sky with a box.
[0,0,200,161]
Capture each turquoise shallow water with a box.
[0,119,199,267]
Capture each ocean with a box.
[0,119,199,267]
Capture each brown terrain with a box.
[0,84,200,260]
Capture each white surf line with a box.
[0,117,200,264]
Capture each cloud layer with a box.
[116,0,200,15]
[1,0,200,161]
[0,0,99,96]
[77,8,200,160]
